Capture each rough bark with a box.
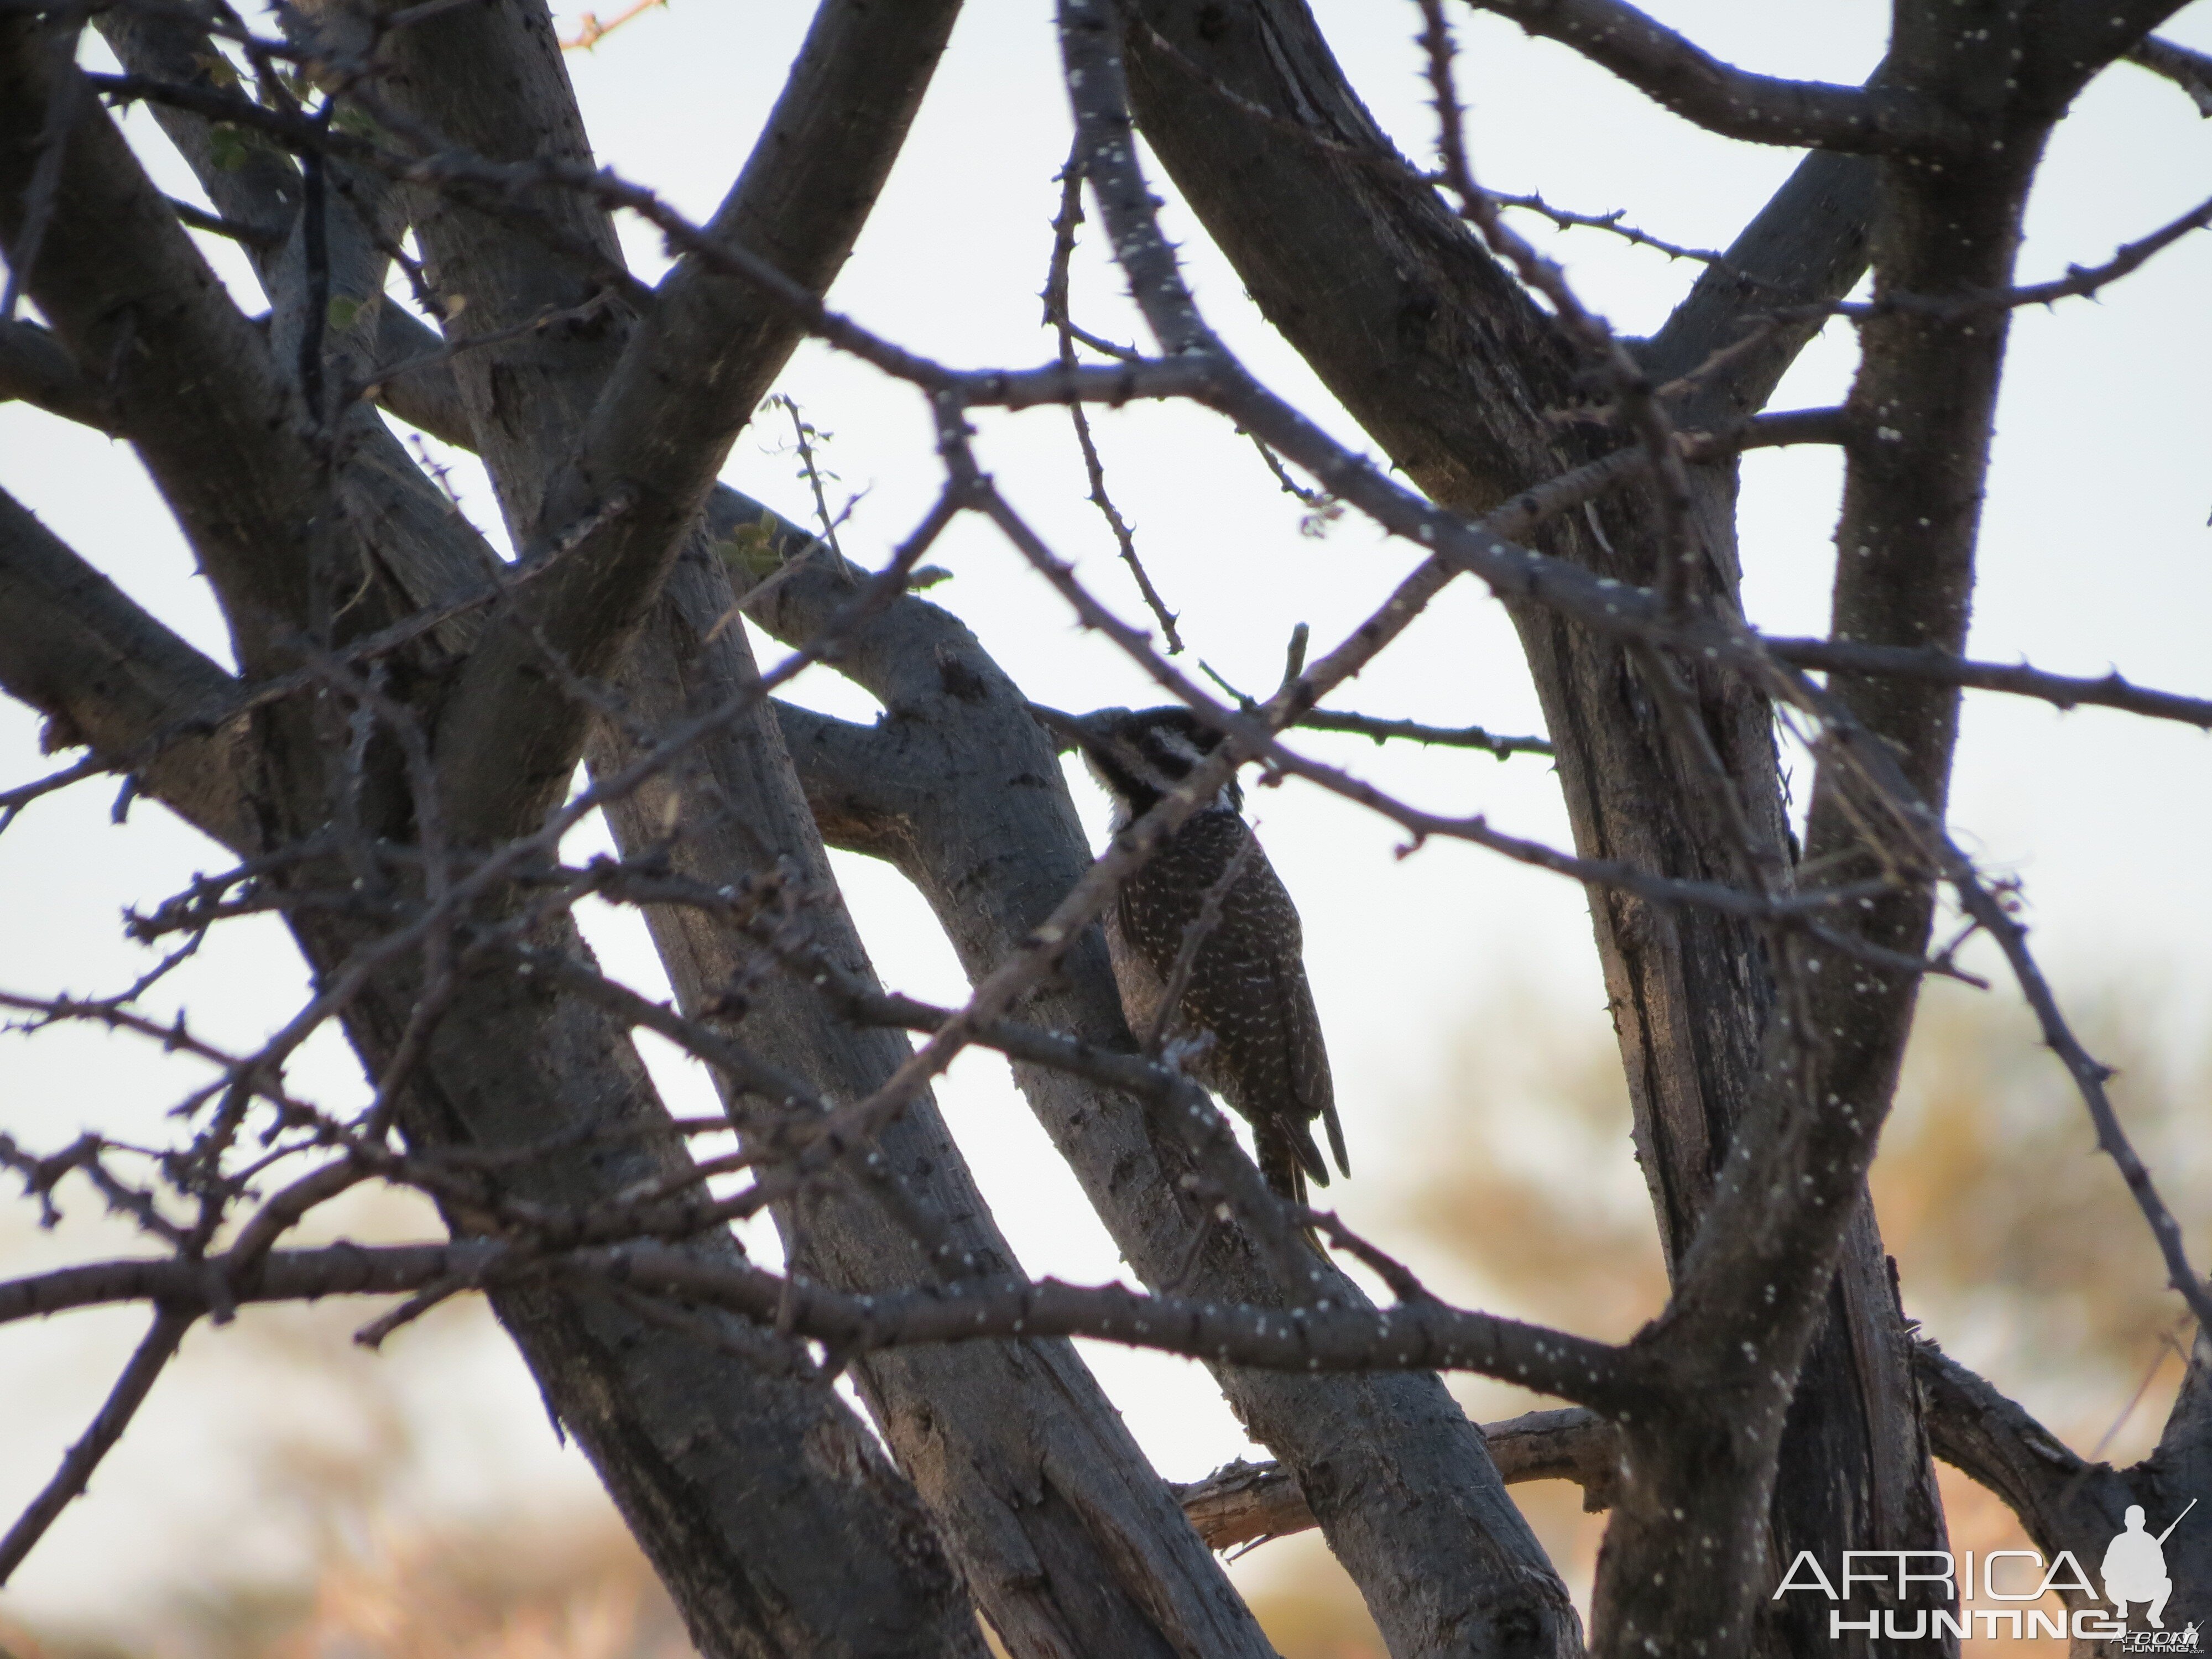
[0,14,316,670]
[0,482,992,1659]
[1115,4,1944,1653]
[1174,1408,1623,1551]
[589,547,1277,1659]
[1581,2,2184,1649]
[340,934,993,1659]
[0,491,255,851]
[729,491,1582,1659]
[2,8,998,1652]
[361,3,1277,1651]
[1917,1333,2212,1649]
[2141,1337,2212,1636]
[9,3,2205,1655]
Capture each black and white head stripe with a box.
[1067,707,1246,828]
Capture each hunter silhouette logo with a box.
[2105,1501,2192,1629]
[1774,1496,2200,1643]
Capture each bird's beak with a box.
[1025,702,1095,754]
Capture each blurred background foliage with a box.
[4,975,2200,1659]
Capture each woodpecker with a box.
[1032,704,1348,1204]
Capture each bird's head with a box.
[1028,703,1244,828]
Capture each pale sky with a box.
[3,0,2208,1637]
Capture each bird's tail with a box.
[1257,1129,1311,1208]
[1257,1131,1335,1253]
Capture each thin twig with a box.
[1292,709,1553,758]
[1484,189,1743,274]
[1245,431,1329,508]
[766,393,848,570]
[2127,36,2212,116]
[0,753,106,831]
[561,0,670,51]
[1044,147,1183,652]
[1949,867,2212,1335]
[1198,655,1554,760]
[1768,637,2212,730]
[352,1274,469,1348]
[1302,1207,1436,1305]
[0,1305,194,1584]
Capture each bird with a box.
[1030,703,1348,1206]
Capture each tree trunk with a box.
[588,546,1277,1659]
[740,508,1585,1659]
[1118,4,1949,1651]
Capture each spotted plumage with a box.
[1034,705,1348,1204]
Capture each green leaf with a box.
[207,124,249,173]
[325,296,362,333]
[709,512,785,580]
[191,51,240,91]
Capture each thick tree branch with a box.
[1457,0,1964,154]
[326,907,994,1656]
[588,568,1281,1656]
[364,304,475,441]
[6,14,1001,1650]
[1,15,319,669]
[1912,1340,2130,1572]
[1639,148,1877,428]
[727,500,1589,1657]
[1908,1336,2212,1615]
[1109,11,1938,1658]
[1581,5,2169,1649]
[373,0,633,520]
[348,7,1279,1652]
[87,9,509,662]
[0,1238,1635,1406]
[0,316,115,431]
[2026,2,2200,106]
[1173,1409,1624,1550]
[768,700,921,863]
[422,0,963,848]
[0,487,256,852]
[1045,11,1594,1655]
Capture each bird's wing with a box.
[1286,966,1347,1178]
[1123,815,1337,1186]
[1116,811,1261,981]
